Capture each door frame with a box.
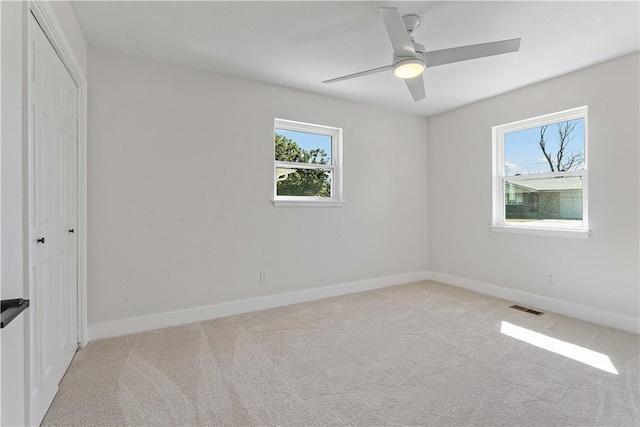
[28,0,88,347]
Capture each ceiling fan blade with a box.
[379,7,417,58]
[404,75,425,102]
[322,65,393,84]
[425,38,521,68]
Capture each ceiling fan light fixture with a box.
[323,8,520,103]
[393,58,425,79]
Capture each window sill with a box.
[273,200,345,208]
[490,224,590,239]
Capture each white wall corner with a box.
[88,271,431,341]
[429,271,639,334]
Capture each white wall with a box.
[87,47,429,331]
[1,0,26,301]
[47,0,88,76]
[427,53,639,330]
[1,4,27,426]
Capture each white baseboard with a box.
[88,271,430,341]
[429,271,639,334]
[89,270,638,341]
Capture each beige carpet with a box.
[43,281,639,426]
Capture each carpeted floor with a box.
[42,281,639,426]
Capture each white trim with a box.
[274,118,343,205]
[505,170,584,181]
[88,269,638,340]
[496,105,589,132]
[429,271,639,334]
[88,271,430,341]
[273,200,345,208]
[78,76,88,347]
[492,106,589,237]
[275,118,339,136]
[29,0,88,345]
[490,224,590,239]
[276,160,335,171]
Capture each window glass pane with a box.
[276,167,332,197]
[505,176,583,224]
[275,129,332,164]
[505,118,584,176]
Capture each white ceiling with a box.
[71,1,640,117]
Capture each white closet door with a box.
[28,12,78,426]
[53,24,78,383]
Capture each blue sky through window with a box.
[505,118,584,175]
[276,129,332,163]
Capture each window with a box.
[505,189,524,206]
[492,106,589,238]
[273,119,343,207]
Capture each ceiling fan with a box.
[322,7,521,102]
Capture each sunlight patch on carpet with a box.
[500,321,618,375]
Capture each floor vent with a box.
[510,305,545,316]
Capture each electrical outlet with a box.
[260,271,268,284]
[546,273,554,285]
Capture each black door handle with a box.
[1,299,30,328]
[68,229,74,233]
[37,237,45,244]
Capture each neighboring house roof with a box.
[276,168,297,182]
[508,176,582,192]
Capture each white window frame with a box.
[491,106,589,238]
[273,118,344,207]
